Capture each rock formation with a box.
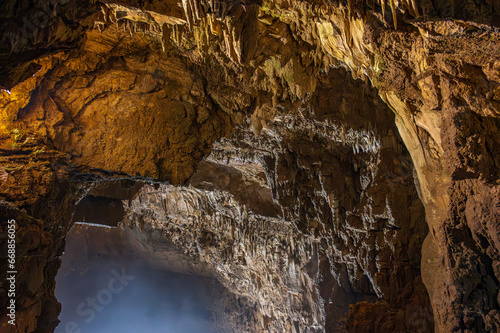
[0,0,499,332]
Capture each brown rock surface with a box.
[1,0,500,332]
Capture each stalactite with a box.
[389,0,397,29]
[161,23,172,52]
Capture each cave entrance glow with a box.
[55,222,226,333]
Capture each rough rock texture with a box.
[1,0,500,332]
[0,0,97,89]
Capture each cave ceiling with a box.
[1,0,500,332]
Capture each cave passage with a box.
[54,223,222,333]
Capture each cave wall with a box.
[1,0,500,332]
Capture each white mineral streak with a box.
[73,222,116,228]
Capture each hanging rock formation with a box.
[1,0,499,332]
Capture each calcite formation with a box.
[0,0,499,332]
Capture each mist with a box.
[55,224,222,333]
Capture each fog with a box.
[55,224,220,333]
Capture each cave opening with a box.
[54,194,232,333]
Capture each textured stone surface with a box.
[1,0,500,332]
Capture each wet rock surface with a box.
[1,0,500,332]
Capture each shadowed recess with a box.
[55,224,230,333]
